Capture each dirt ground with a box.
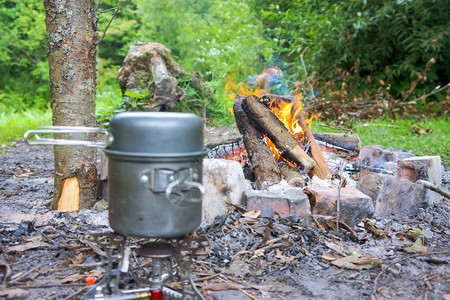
[0,140,449,299]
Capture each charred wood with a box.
[241,95,315,172]
[205,138,247,163]
[313,132,361,159]
[233,97,281,189]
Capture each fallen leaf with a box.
[320,250,344,262]
[203,282,247,291]
[22,234,43,242]
[71,253,85,265]
[242,210,260,219]
[252,248,265,259]
[331,254,383,270]
[226,259,251,279]
[324,240,345,255]
[6,241,51,253]
[403,225,425,241]
[0,288,29,299]
[404,238,428,254]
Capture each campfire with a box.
[210,67,361,190]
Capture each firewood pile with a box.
[216,93,361,190]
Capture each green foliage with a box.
[134,0,273,86]
[97,0,141,68]
[0,0,49,110]
[312,117,450,165]
[95,89,151,128]
[253,0,450,102]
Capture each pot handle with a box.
[165,180,205,205]
[24,126,109,148]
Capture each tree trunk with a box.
[44,0,98,210]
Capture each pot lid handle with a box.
[24,126,108,148]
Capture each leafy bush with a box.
[253,0,450,105]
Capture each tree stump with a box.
[117,42,211,111]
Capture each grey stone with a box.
[356,170,439,218]
[357,145,415,166]
[93,199,108,211]
[397,156,442,205]
[202,159,246,225]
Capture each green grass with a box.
[1,98,449,167]
[0,91,123,146]
[312,117,450,165]
[0,109,52,146]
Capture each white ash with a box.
[266,179,293,192]
[309,173,357,188]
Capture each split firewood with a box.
[296,112,331,179]
[233,97,281,189]
[241,95,315,172]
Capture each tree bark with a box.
[44,0,98,210]
[234,97,281,189]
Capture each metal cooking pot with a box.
[25,112,206,238]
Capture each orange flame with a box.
[226,67,318,162]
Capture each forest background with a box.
[0,0,448,163]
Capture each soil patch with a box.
[0,140,449,299]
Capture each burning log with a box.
[312,132,361,159]
[296,113,331,179]
[241,95,315,172]
[278,161,305,187]
[233,97,282,189]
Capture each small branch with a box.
[319,124,353,133]
[336,161,346,233]
[401,83,450,105]
[98,7,121,44]
[98,7,119,14]
[95,0,101,11]
[300,51,316,100]
[416,180,450,199]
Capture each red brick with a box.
[306,186,374,227]
[244,189,311,217]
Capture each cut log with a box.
[56,177,80,212]
[234,97,281,189]
[312,132,361,159]
[278,161,305,187]
[241,95,315,172]
[296,113,331,179]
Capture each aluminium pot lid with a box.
[106,112,203,154]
